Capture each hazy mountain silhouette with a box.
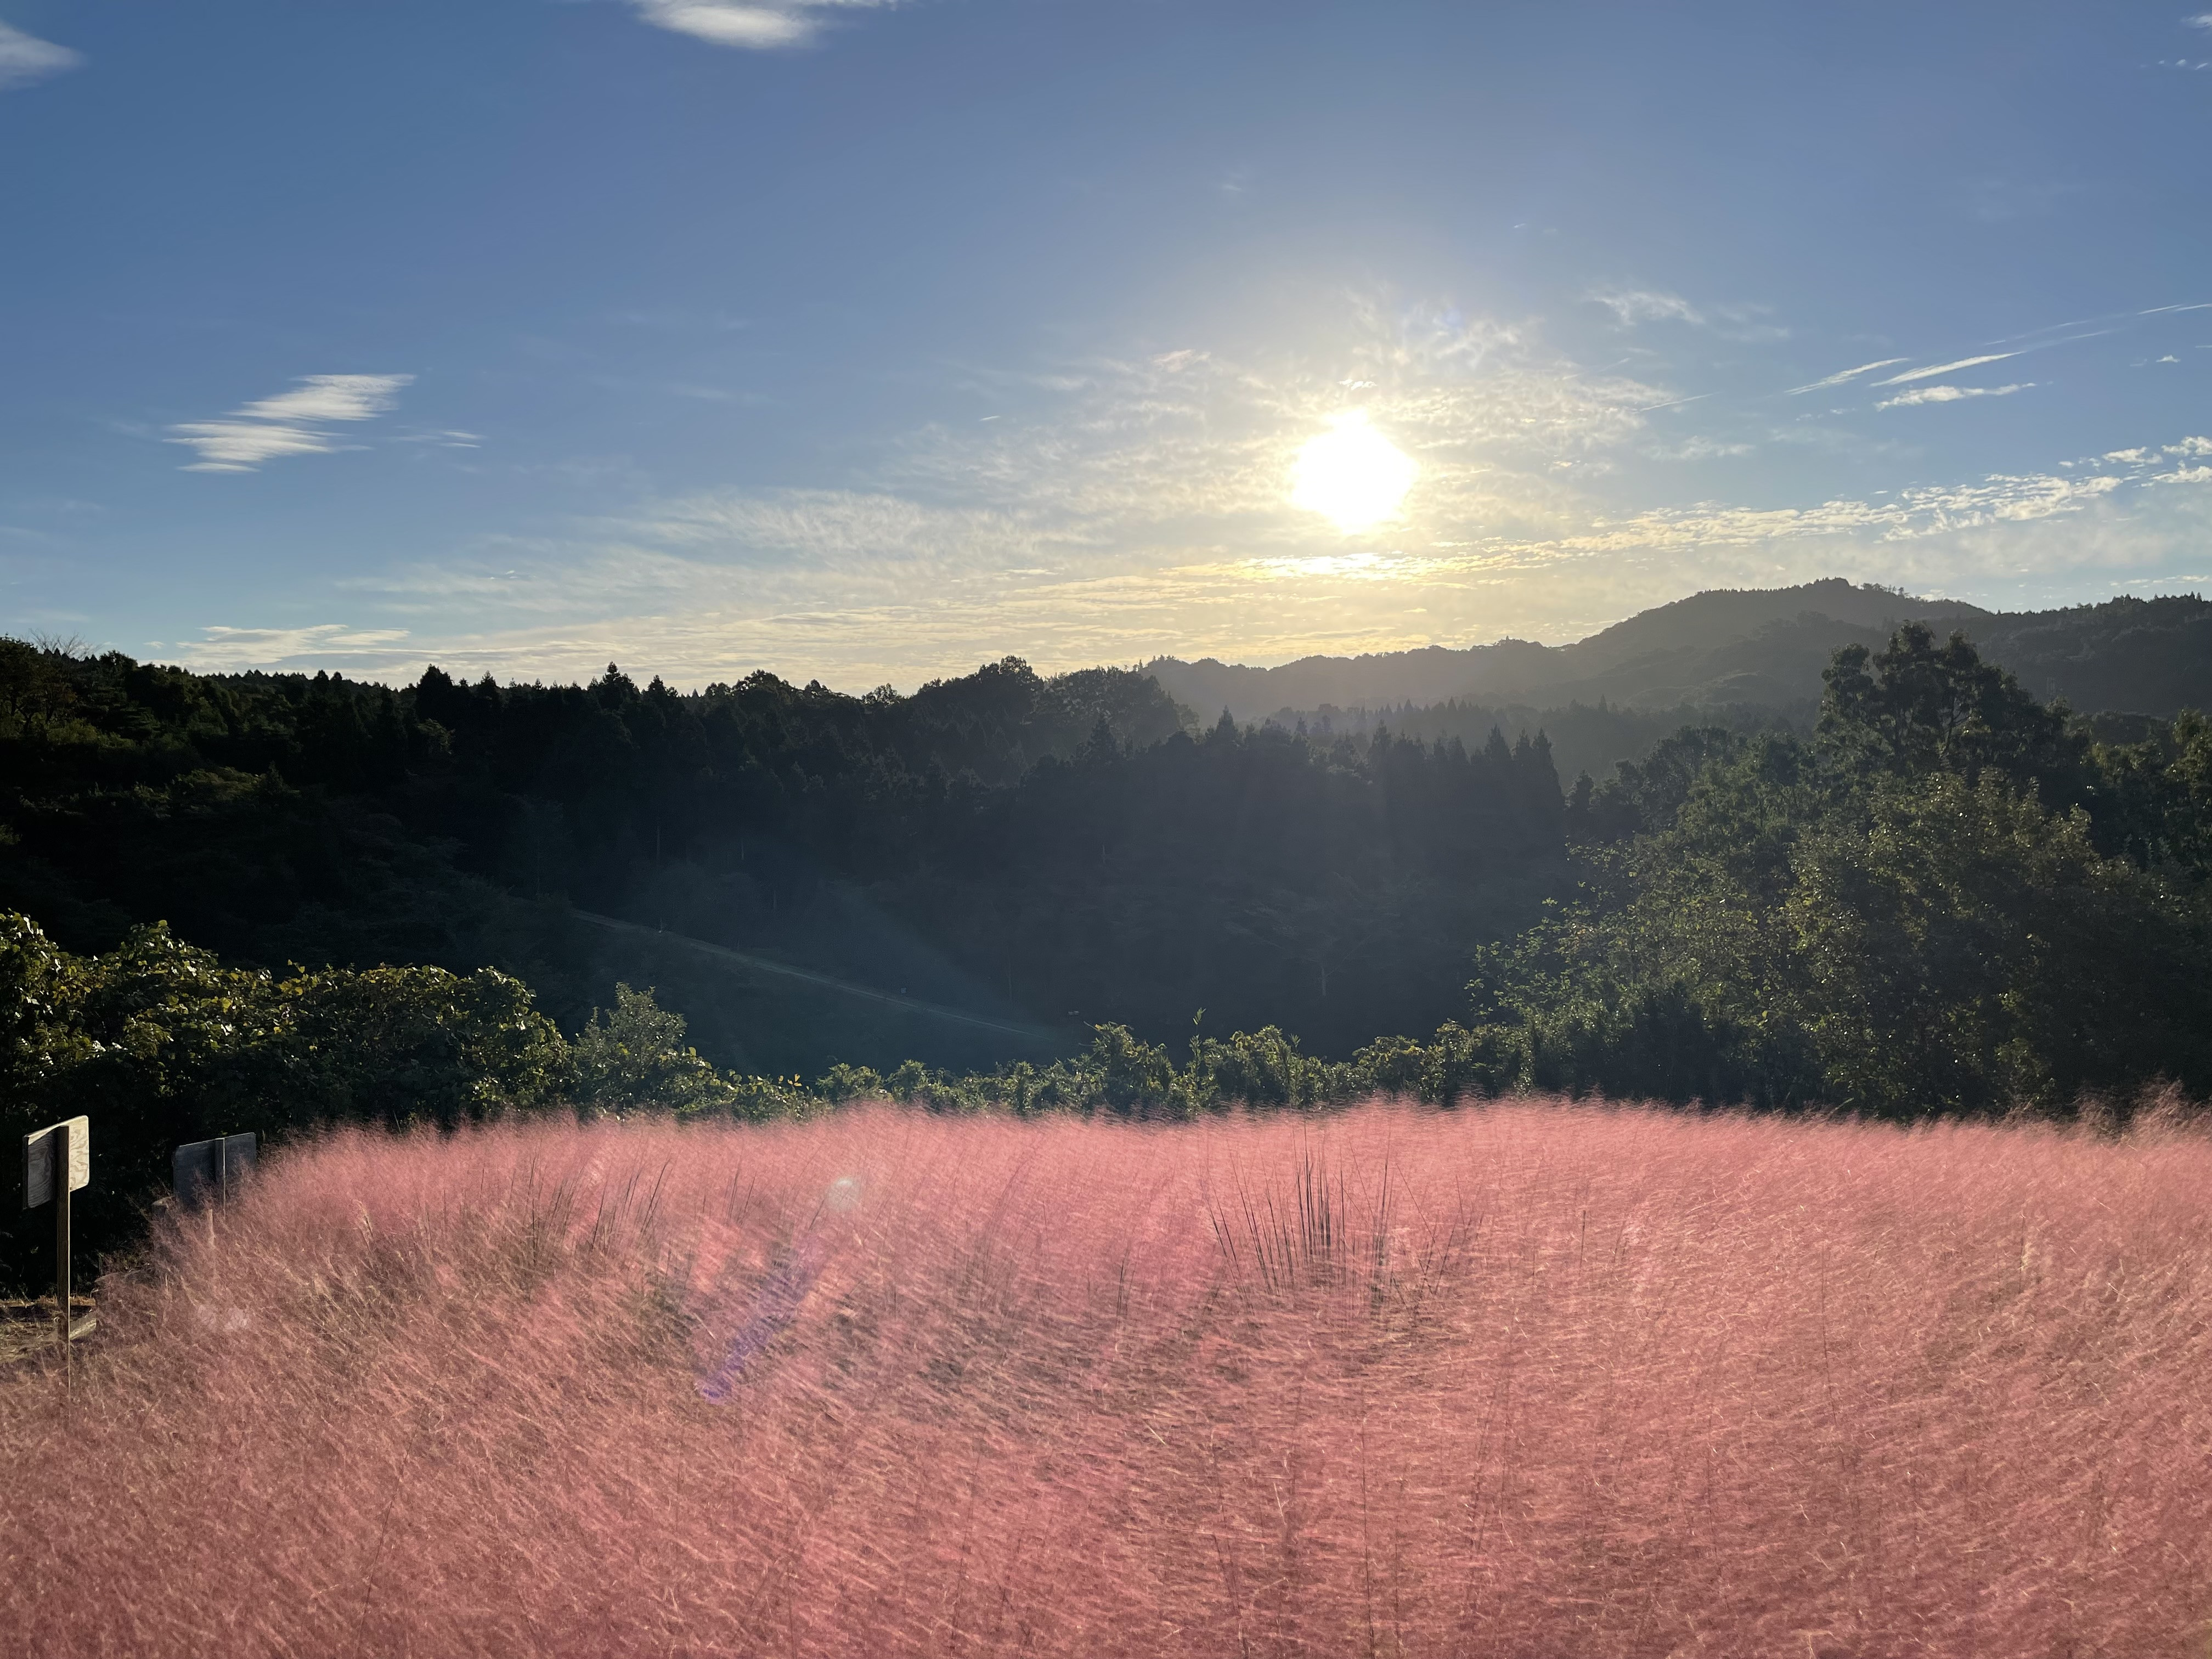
[1146,582,2211,723]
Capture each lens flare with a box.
[1290,411,1417,533]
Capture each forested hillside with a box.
[0,644,1566,1069]
[1252,696,1785,792]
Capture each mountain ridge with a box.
[1145,582,2209,722]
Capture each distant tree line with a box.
[1261,693,1796,794]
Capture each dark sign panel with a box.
[172,1134,258,1207]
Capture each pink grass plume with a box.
[4,1102,2210,1656]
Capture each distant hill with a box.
[1971,599,2212,714]
[1146,583,2212,723]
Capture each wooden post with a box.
[54,1118,71,1363]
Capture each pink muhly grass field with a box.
[5,1101,2211,1657]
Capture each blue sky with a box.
[2,1,2208,689]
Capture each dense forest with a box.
[0,640,1566,1068]
[1257,695,1791,791]
[5,610,2211,1288]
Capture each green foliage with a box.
[0,637,79,733]
[571,982,739,1116]
[2,916,672,1290]
[1565,725,1749,843]
[2088,708,2212,877]
[261,964,572,1130]
[1487,628,2212,1116]
[1818,622,2089,802]
[1782,774,2201,1111]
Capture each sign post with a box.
[23,1115,91,1357]
[55,1121,69,1356]
[173,1133,257,1209]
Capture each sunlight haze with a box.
[1290,412,1419,534]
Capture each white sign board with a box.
[24,1117,91,1210]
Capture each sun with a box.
[1290,411,1417,533]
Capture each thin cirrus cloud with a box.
[879,314,1669,544]
[166,374,414,473]
[1585,287,1790,342]
[627,0,895,50]
[1877,382,2033,410]
[0,20,81,88]
[1874,352,2019,386]
[1785,358,1909,396]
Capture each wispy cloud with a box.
[884,308,1668,548]
[163,623,415,669]
[628,0,895,50]
[166,374,414,473]
[1875,352,2019,386]
[1586,287,1789,342]
[236,378,410,424]
[165,422,355,472]
[640,489,1072,579]
[0,20,81,89]
[1877,382,2033,410]
[1785,358,1909,396]
[1588,289,1702,328]
[1647,437,1757,460]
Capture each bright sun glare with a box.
[1289,411,1418,533]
